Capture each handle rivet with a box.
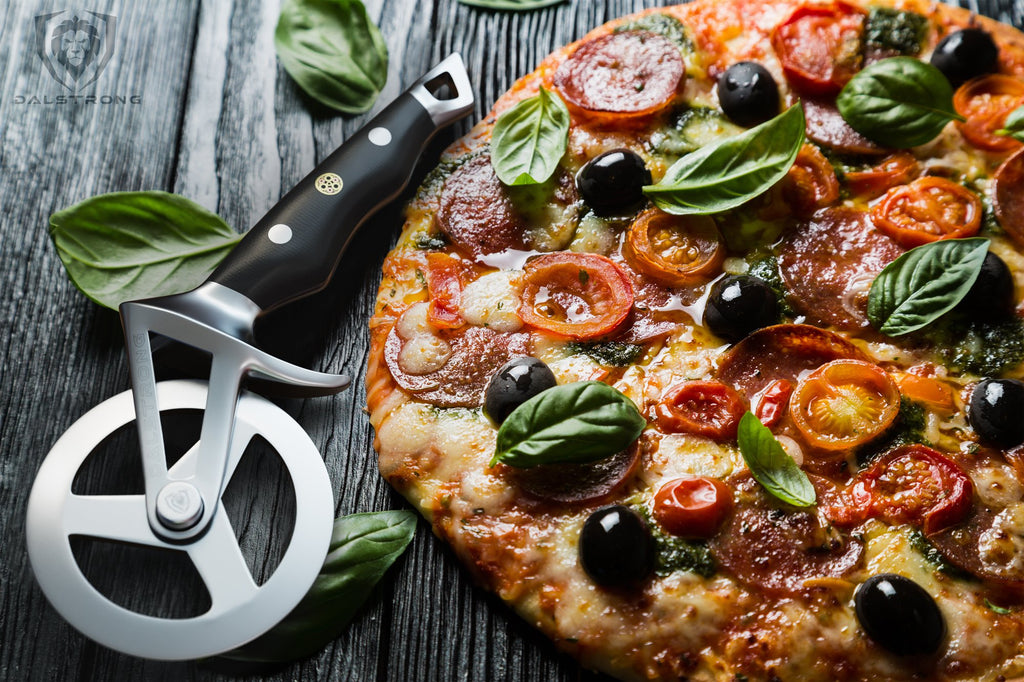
[314,173,343,196]
[368,127,392,146]
[267,223,292,244]
[155,481,204,530]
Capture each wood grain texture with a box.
[0,1,1019,681]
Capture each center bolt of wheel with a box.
[155,481,205,530]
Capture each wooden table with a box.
[0,1,1019,680]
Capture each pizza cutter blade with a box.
[26,380,334,660]
[25,54,475,660]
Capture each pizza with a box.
[366,1,1024,679]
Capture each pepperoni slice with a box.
[709,474,865,595]
[994,147,1024,250]
[553,31,684,118]
[437,155,579,260]
[508,442,641,505]
[778,207,904,330]
[930,505,1024,587]
[384,325,530,407]
[803,98,886,155]
[437,156,528,258]
[716,323,867,399]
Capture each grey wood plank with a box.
[173,0,235,211]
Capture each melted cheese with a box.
[395,302,451,375]
[569,213,618,256]
[642,433,740,486]
[459,271,524,332]
[398,334,452,375]
[979,503,1024,575]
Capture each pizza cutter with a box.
[25,54,474,660]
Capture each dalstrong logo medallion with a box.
[34,10,116,92]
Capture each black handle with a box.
[208,56,474,313]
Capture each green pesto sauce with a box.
[865,7,928,56]
[919,314,1024,377]
[907,529,973,579]
[650,106,742,159]
[856,398,928,466]
[413,233,448,250]
[566,341,644,366]
[615,13,693,52]
[653,534,717,578]
[634,505,717,578]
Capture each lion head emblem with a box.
[35,10,116,92]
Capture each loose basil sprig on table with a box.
[491,86,570,186]
[836,57,964,148]
[49,191,241,310]
[492,381,646,468]
[459,0,566,9]
[223,511,416,663]
[867,238,990,336]
[275,0,389,114]
[737,411,815,508]
[642,103,805,215]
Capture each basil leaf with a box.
[867,238,990,336]
[493,381,646,468]
[997,104,1024,141]
[836,57,964,148]
[222,510,417,663]
[642,104,805,215]
[49,191,241,310]
[459,0,565,9]
[737,412,815,508]
[275,0,388,114]
[491,86,570,186]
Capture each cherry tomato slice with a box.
[623,209,725,287]
[654,380,747,441]
[869,176,982,248]
[844,152,920,200]
[850,444,974,535]
[753,379,794,429]
[953,74,1024,153]
[519,252,634,340]
[790,359,900,451]
[652,476,734,538]
[771,2,866,96]
[782,144,840,216]
[425,252,475,329]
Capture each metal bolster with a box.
[121,283,349,394]
[409,53,476,127]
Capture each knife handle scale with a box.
[207,93,438,312]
